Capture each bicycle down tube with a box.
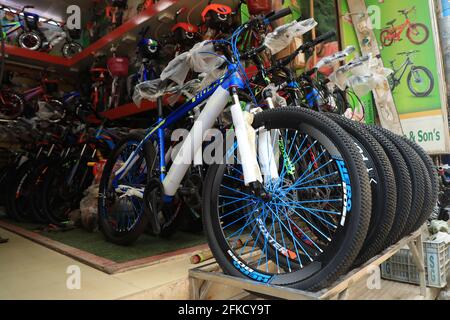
[113,69,266,199]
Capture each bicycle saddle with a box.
[386,19,396,26]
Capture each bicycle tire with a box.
[6,159,36,222]
[203,107,371,291]
[407,66,434,97]
[42,152,95,226]
[98,133,153,245]
[18,31,42,51]
[359,124,412,248]
[327,115,396,265]
[62,42,83,59]
[0,91,24,120]
[372,126,426,239]
[407,23,429,45]
[402,138,438,229]
[380,29,393,47]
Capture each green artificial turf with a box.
[0,214,205,263]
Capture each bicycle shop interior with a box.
[0,0,450,301]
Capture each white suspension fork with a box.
[258,96,280,184]
[230,93,262,185]
[162,86,230,196]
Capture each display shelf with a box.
[88,100,157,122]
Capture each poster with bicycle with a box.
[340,0,450,154]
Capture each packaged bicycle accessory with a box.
[160,41,224,86]
[315,46,355,70]
[264,18,317,55]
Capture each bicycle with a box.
[106,44,129,110]
[45,20,83,58]
[380,6,429,47]
[99,8,372,292]
[0,5,22,43]
[0,72,64,120]
[387,50,434,97]
[0,5,46,51]
[127,27,161,100]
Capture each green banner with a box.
[368,0,440,115]
[339,0,450,153]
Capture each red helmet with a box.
[171,22,200,47]
[171,22,199,33]
[201,4,232,22]
[201,4,234,33]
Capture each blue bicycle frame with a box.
[113,65,246,199]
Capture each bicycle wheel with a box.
[42,153,95,226]
[6,160,36,222]
[18,31,42,51]
[380,29,393,47]
[401,137,438,230]
[203,107,371,291]
[407,66,434,97]
[407,23,429,45]
[98,133,153,245]
[0,91,24,120]
[62,42,83,58]
[372,127,426,239]
[360,124,412,248]
[327,115,396,266]
[376,127,434,234]
[29,158,55,223]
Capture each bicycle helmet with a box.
[138,37,160,59]
[201,3,234,32]
[171,22,200,47]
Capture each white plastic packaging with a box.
[160,41,224,86]
[264,18,318,55]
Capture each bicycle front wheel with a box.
[202,107,372,291]
[407,23,429,45]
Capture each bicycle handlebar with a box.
[268,30,336,71]
[263,7,292,25]
[397,50,420,56]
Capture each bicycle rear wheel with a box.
[203,107,371,291]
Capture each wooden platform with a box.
[188,230,443,300]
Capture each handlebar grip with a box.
[264,7,292,25]
[312,31,336,47]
